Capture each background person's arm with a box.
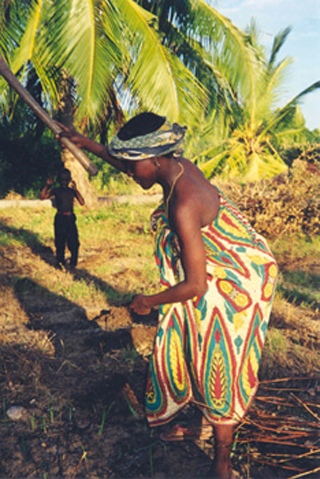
[40,178,54,200]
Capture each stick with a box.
[288,465,320,479]
[0,54,98,176]
[290,393,320,422]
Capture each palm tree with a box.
[188,23,320,181]
[0,0,258,196]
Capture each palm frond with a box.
[190,0,257,103]
[269,27,292,67]
[198,150,228,177]
[45,0,123,119]
[262,80,320,134]
[243,151,287,181]
[3,0,60,107]
[118,0,205,122]
[9,0,43,74]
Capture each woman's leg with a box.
[210,424,235,479]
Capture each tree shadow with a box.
[0,219,56,266]
[0,219,160,319]
[0,218,215,479]
[11,274,149,424]
[0,227,234,479]
[13,276,135,360]
[278,280,320,311]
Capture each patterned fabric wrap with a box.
[146,190,278,426]
[108,119,187,160]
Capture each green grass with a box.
[276,270,320,310]
[270,233,320,260]
[0,201,160,310]
[1,199,320,379]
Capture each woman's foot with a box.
[160,423,213,442]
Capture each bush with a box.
[216,160,320,238]
[0,133,62,199]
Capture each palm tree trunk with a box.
[58,70,97,208]
[61,148,97,208]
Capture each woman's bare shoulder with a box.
[174,160,220,227]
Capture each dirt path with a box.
[0,194,163,209]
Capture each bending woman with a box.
[59,113,278,479]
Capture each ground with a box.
[0,205,320,479]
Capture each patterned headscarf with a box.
[108,116,187,161]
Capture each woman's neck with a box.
[158,157,183,191]
[158,159,184,211]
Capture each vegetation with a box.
[0,177,319,478]
[1,0,319,199]
[0,2,319,477]
[215,159,320,237]
[187,24,320,180]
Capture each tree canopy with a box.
[0,0,319,197]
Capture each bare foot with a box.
[160,423,213,442]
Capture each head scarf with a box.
[108,116,187,161]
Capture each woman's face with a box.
[124,159,157,189]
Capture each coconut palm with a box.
[0,0,259,122]
[189,23,320,181]
[0,0,205,123]
[0,0,259,196]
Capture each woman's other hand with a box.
[130,294,152,315]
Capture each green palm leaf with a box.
[45,0,123,119]
[118,0,205,122]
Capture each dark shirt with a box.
[52,187,76,213]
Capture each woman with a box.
[59,113,278,479]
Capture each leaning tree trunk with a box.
[61,148,98,209]
[57,70,98,209]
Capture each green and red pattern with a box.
[146,190,278,426]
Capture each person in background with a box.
[57,113,278,479]
[40,168,85,270]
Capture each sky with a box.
[209,0,320,130]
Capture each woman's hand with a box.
[130,294,152,315]
[54,121,128,173]
[55,121,87,149]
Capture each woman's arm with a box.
[57,123,127,173]
[130,200,208,314]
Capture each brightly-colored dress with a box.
[145,189,278,426]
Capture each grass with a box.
[0,194,320,478]
[279,270,320,309]
[0,201,159,310]
[271,235,320,311]
[270,233,320,260]
[0,201,319,371]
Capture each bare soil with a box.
[1,224,320,479]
